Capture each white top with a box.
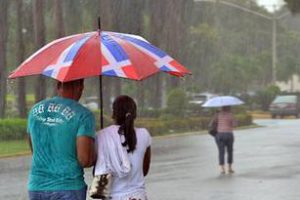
[95,126,131,178]
[95,125,152,199]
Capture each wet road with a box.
[1,119,300,200]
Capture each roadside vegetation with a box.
[2,0,299,157]
[0,90,253,157]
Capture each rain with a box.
[0,0,300,200]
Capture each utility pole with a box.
[272,7,277,84]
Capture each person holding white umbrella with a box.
[203,96,243,174]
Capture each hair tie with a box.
[125,112,131,118]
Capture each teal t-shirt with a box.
[27,96,95,191]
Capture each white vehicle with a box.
[188,92,218,105]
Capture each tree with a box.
[98,0,145,110]
[188,23,220,91]
[16,0,27,118]
[117,0,145,110]
[166,88,187,117]
[98,0,116,111]
[54,0,65,38]
[147,0,168,109]
[185,0,276,93]
[210,54,260,94]
[33,0,46,102]
[0,0,9,118]
[277,31,300,83]
[284,0,300,14]
[163,0,193,88]
[255,85,280,111]
[63,0,82,34]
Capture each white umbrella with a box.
[202,96,244,107]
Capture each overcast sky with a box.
[256,0,286,12]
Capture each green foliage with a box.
[0,119,27,140]
[255,85,281,111]
[190,23,219,42]
[136,113,252,136]
[211,54,260,94]
[284,0,300,14]
[166,89,187,117]
[235,113,253,127]
[232,105,248,114]
[277,31,300,82]
[139,108,163,118]
[0,112,252,141]
[4,0,300,118]
[184,1,300,94]
[122,81,137,97]
[4,94,35,118]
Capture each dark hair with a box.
[57,79,84,89]
[222,106,231,112]
[112,95,137,153]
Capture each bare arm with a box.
[77,136,96,168]
[143,146,151,176]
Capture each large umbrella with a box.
[9,31,189,81]
[202,96,244,107]
[9,19,190,128]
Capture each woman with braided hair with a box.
[94,95,152,200]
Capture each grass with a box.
[6,94,35,103]
[0,140,30,158]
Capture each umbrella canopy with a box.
[8,28,191,129]
[9,31,190,81]
[202,96,244,107]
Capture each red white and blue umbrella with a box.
[9,29,190,128]
[9,31,190,81]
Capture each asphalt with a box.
[0,119,299,200]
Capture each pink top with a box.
[216,111,237,133]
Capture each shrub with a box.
[139,108,162,118]
[255,85,280,111]
[0,119,27,140]
[235,113,253,126]
[135,113,252,136]
[166,89,187,117]
[0,113,252,140]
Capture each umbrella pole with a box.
[99,75,104,129]
[98,17,104,129]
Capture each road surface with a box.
[0,119,299,200]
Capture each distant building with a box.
[276,75,300,92]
